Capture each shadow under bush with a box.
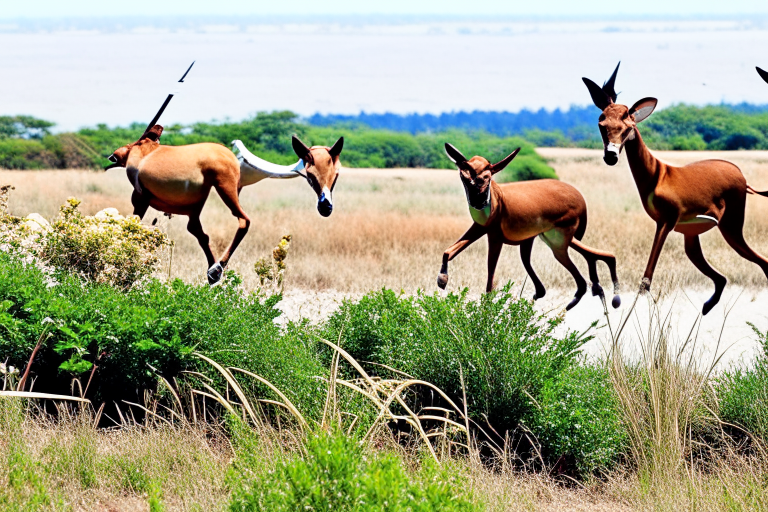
[321,286,627,475]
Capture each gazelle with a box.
[437,143,621,311]
[106,125,343,285]
[583,63,768,314]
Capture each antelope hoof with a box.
[208,262,224,286]
[566,295,583,311]
[533,288,546,301]
[612,295,622,309]
[437,273,449,290]
[591,283,605,298]
[702,293,723,316]
[639,278,651,294]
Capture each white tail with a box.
[231,139,304,180]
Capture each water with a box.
[3,18,768,131]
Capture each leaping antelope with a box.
[583,63,768,314]
[105,63,342,285]
[437,143,621,311]
[106,125,343,285]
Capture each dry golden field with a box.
[2,148,768,297]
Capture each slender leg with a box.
[641,221,674,292]
[437,223,487,289]
[215,185,251,268]
[486,238,503,293]
[541,230,587,311]
[519,237,546,300]
[186,213,216,270]
[130,191,150,219]
[571,239,621,308]
[719,210,768,281]
[684,235,727,316]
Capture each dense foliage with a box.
[0,111,556,180]
[321,287,627,475]
[0,253,326,411]
[6,104,768,171]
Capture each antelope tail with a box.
[747,184,768,197]
[232,140,304,179]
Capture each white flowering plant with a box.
[0,185,171,289]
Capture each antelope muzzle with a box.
[603,142,621,166]
[317,189,333,217]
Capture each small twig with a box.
[17,328,50,392]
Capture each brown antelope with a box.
[105,125,343,285]
[437,143,621,311]
[583,63,768,314]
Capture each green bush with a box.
[230,431,481,512]
[0,253,326,412]
[41,199,171,289]
[717,326,768,441]
[321,287,626,474]
[526,364,627,474]
[1,189,170,289]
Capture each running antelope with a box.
[106,125,343,285]
[437,143,620,311]
[583,63,768,314]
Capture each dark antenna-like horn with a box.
[140,60,195,139]
[602,61,620,102]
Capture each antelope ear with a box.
[328,137,344,159]
[143,124,163,142]
[490,148,521,175]
[292,135,312,161]
[444,143,468,165]
[757,66,768,85]
[629,97,658,123]
[583,77,613,111]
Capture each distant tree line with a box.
[3,103,768,174]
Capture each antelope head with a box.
[105,125,164,170]
[291,135,344,217]
[582,63,657,166]
[444,143,519,213]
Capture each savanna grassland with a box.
[3,149,768,512]
[2,148,768,295]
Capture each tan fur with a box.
[438,147,620,311]
[107,127,342,283]
[593,95,768,314]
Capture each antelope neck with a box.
[623,127,662,198]
[466,185,493,226]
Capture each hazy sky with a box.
[2,0,768,18]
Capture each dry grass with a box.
[2,148,768,295]
[0,400,231,511]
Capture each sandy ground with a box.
[274,283,768,371]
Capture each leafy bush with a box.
[0,253,326,411]
[1,189,170,289]
[230,431,481,512]
[526,364,627,474]
[321,287,626,474]
[42,199,171,289]
[717,325,768,441]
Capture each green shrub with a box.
[230,431,481,512]
[526,364,627,474]
[717,325,768,441]
[1,189,170,289]
[321,287,624,474]
[0,253,326,412]
[42,199,171,289]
